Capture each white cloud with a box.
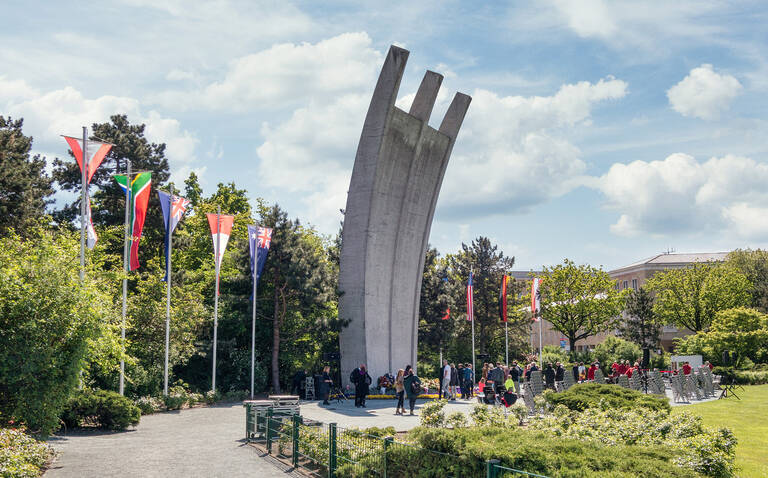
[667,64,742,120]
[0,77,200,179]
[156,32,382,112]
[595,153,768,238]
[438,77,628,215]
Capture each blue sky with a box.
[2,1,767,270]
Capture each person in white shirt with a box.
[442,359,452,399]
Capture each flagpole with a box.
[250,230,258,399]
[79,126,87,282]
[505,321,509,365]
[120,160,131,396]
[470,268,476,390]
[212,205,221,392]
[539,316,543,370]
[163,182,173,397]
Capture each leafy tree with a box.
[727,249,768,313]
[621,287,660,367]
[592,336,642,367]
[0,229,120,436]
[538,259,626,351]
[0,116,53,235]
[675,307,768,367]
[646,262,751,332]
[184,171,204,209]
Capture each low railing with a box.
[245,403,548,478]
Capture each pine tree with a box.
[0,116,53,235]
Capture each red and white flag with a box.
[64,136,112,249]
[531,278,541,321]
[207,213,234,296]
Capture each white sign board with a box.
[670,355,703,370]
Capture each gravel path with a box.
[45,403,299,478]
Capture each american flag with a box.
[466,272,474,321]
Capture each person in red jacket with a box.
[587,363,597,381]
[682,362,692,375]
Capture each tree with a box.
[418,248,454,366]
[646,262,751,332]
[727,249,768,313]
[0,229,120,436]
[538,259,626,351]
[675,307,768,367]
[53,115,170,261]
[445,237,527,362]
[0,116,53,235]
[621,287,660,367]
[592,336,642,367]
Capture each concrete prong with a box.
[438,92,472,141]
[370,46,409,111]
[409,71,443,123]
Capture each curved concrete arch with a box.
[339,45,471,382]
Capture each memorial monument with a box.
[339,45,471,382]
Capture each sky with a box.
[2,1,767,271]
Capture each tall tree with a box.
[646,262,751,332]
[446,237,523,360]
[53,115,170,259]
[727,249,768,313]
[418,247,454,363]
[538,259,625,351]
[0,116,53,235]
[621,287,660,367]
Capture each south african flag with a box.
[114,172,152,271]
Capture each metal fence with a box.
[245,403,548,478]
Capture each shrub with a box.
[61,389,140,430]
[713,366,768,385]
[392,426,704,478]
[134,396,163,415]
[545,383,671,413]
[593,336,642,366]
[419,400,447,428]
[510,402,529,425]
[0,427,53,478]
[445,411,468,429]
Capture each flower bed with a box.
[0,427,53,478]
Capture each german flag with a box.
[498,275,508,322]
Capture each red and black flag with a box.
[498,274,508,322]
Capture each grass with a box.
[672,384,768,478]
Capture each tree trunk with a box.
[569,335,578,354]
[271,284,281,394]
[642,348,650,368]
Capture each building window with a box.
[632,279,637,290]
[623,280,628,290]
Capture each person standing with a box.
[394,369,405,415]
[351,364,372,408]
[578,362,586,382]
[403,365,421,416]
[543,363,555,390]
[572,362,579,383]
[441,359,452,400]
[450,363,459,400]
[555,362,565,384]
[321,366,332,405]
[509,361,522,393]
[463,364,474,398]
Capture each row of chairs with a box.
[669,366,717,402]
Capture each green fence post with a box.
[245,403,252,442]
[328,422,337,478]
[486,459,500,478]
[266,408,274,454]
[383,436,393,478]
[292,414,301,468]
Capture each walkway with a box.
[45,403,299,478]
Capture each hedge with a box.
[545,383,671,413]
[713,367,768,385]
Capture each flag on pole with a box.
[64,136,112,249]
[207,213,235,295]
[441,307,450,320]
[158,190,190,281]
[247,225,273,282]
[114,172,152,271]
[499,274,508,322]
[531,278,541,321]
[466,272,474,321]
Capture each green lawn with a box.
[672,384,768,478]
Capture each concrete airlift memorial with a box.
[338,45,471,383]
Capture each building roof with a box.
[508,271,542,280]
[610,252,729,274]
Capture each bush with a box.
[61,389,140,430]
[390,426,705,478]
[713,366,768,385]
[593,336,642,366]
[545,383,671,413]
[419,400,447,428]
[541,345,569,366]
[134,396,163,415]
[0,427,53,478]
